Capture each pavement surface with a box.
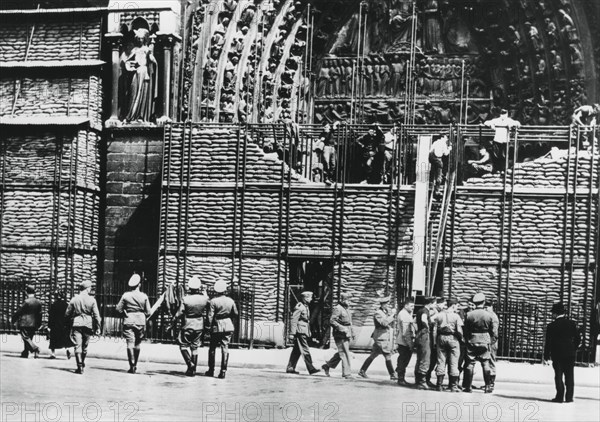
[1,334,599,421]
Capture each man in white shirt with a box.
[429,134,451,195]
[395,298,416,385]
[483,109,521,172]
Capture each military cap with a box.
[128,274,141,287]
[79,280,92,290]
[472,293,485,304]
[25,285,36,294]
[300,291,313,297]
[214,279,228,293]
[188,276,201,290]
[379,296,391,303]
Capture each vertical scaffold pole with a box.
[567,128,581,314]
[232,126,242,283]
[560,127,574,298]
[583,125,597,350]
[505,127,519,310]
[182,121,194,286]
[497,129,511,309]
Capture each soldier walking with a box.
[426,297,446,387]
[286,291,320,375]
[205,279,238,379]
[395,298,416,386]
[485,300,499,391]
[172,276,209,377]
[65,281,101,374]
[116,274,152,374]
[414,297,436,389]
[322,292,354,379]
[543,303,581,403]
[358,296,397,380]
[463,293,498,393]
[12,285,43,359]
[432,298,464,392]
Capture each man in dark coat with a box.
[286,291,320,375]
[12,285,43,358]
[543,302,581,403]
[48,290,73,359]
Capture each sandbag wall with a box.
[0,128,100,331]
[0,10,104,331]
[445,150,599,361]
[160,123,416,346]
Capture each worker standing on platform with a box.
[286,291,321,375]
[483,109,521,172]
[205,279,238,379]
[414,297,436,389]
[429,134,451,195]
[358,296,397,380]
[571,104,599,149]
[463,293,498,393]
[172,276,209,377]
[322,292,354,379]
[432,298,464,392]
[116,274,152,374]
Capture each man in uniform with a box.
[432,298,464,392]
[463,293,498,393]
[172,275,209,377]
[286,291,320,375]
[322,292,354,379]
[426,297,446,387]
[65,281,101,374]
[206,279,238,379]
[485,300,500,391]
[414,297,436,389]
[358,296,397,380]
[395,298,416,385]
[12,284,43,359]
[543,302,581,403]
[116,273,152,374]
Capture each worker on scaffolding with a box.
[483,109,521,172]
[571,103,599,149]
[315,121,341,184]
[356,124,385,184]
[429,133,451,195]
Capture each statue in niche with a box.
[421,0,444,54]
[569,44,584,77]
[444,8,477,53]
[545,18,558,49]
[120,28,158,123]
[378,57,391,96]
[549,50,563,78]
[524,22,541,51]
[389,0,415,47]
[390,56,405,95]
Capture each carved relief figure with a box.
[422,0,444,54]
[121,28,158,122]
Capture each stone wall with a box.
[102,129,164,318]
[0,17,102,62]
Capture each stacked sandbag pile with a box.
[1,77,101,124]
[465,151,598,189]
[0,19,102,61]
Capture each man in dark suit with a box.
[543,302,581,403]
[12,285,43,358]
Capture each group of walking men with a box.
[12,274,239,379]
[286,291,501,393]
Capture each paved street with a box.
[1,351,598,422]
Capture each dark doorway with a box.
[288,259,334,348]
